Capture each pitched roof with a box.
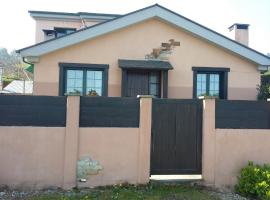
[18,4,270,66]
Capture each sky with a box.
[0,0,269,54]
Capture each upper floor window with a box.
[43,27,76,40]
[54,27,76,37]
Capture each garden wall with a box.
[0,95,269,190]
[0,127,65,188]
[0,95,151,189]
[202,99,270,188]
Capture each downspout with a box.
[22,57,32,81]
[23,57,32,66]
[79,15,87,28]
[22,57,33,93]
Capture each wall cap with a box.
[137,95,154,98]
[65,93,81,96]
[199,96,218,100]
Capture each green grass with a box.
[29,183,219,200]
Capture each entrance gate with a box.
[151,99,203,175]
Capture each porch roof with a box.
[118,59,173,70]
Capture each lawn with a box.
[29,183,220,200]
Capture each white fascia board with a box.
[21,6,270,65]
[80,15,117,20]
[30,13,81,21]
[31,13,116,22]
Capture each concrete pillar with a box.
[202,98,216,186]
[63,95,80,189]
[137,95,152,184]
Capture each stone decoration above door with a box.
[145,39,180,60]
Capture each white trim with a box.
[30,12,119,22]
[21,5,270,65]
[30,13,81,21]
[258,65,268,71]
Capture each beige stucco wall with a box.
[0,126,142,189]
[35,19,100,43]
[78,128,140,187]
[202,99,270,188]
[35,19,81,43]
[33,18,259,100]
[77,97,151,188]
[0,127,65,189]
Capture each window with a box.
[66,70,83,94]
[54,27,76,37]
[209,74,220,96]
[59,63,108,96]
[149,72,160,97]
[43,29,56,41]
[43,28,76,40]
[196,73,220,98]
[86,71,102,96]
[192,67,230,99]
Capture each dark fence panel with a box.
[80,97,140,127]
[216,100,270,129]
[0,95,66,126]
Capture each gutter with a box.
[22,57,33,81]
[23,57,32,66]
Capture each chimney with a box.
[229,23,249,46]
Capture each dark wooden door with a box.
[126,71,149,97]
[125,70,161,97]
[151,99,202,175]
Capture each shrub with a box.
[235,161,270,200]
[257,83,270,100]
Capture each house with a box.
[0,80,33,94]
[17,4,270,100]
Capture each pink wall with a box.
[0,96,151,189]
[202,99,270,188]
[0,127,65,189]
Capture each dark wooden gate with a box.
[151,99,202,175]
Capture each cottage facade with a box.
[18,4,270,100]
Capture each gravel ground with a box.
[209,191,249,200]
[0,186,249,200]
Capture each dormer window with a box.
[43,27,76,40]
[43,29,56,40]
[54,27,76,37]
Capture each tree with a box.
[257,83,270,100]
[0,48,32,81]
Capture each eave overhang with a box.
[118,59,173,70]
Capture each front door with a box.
[126,70,161,97]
